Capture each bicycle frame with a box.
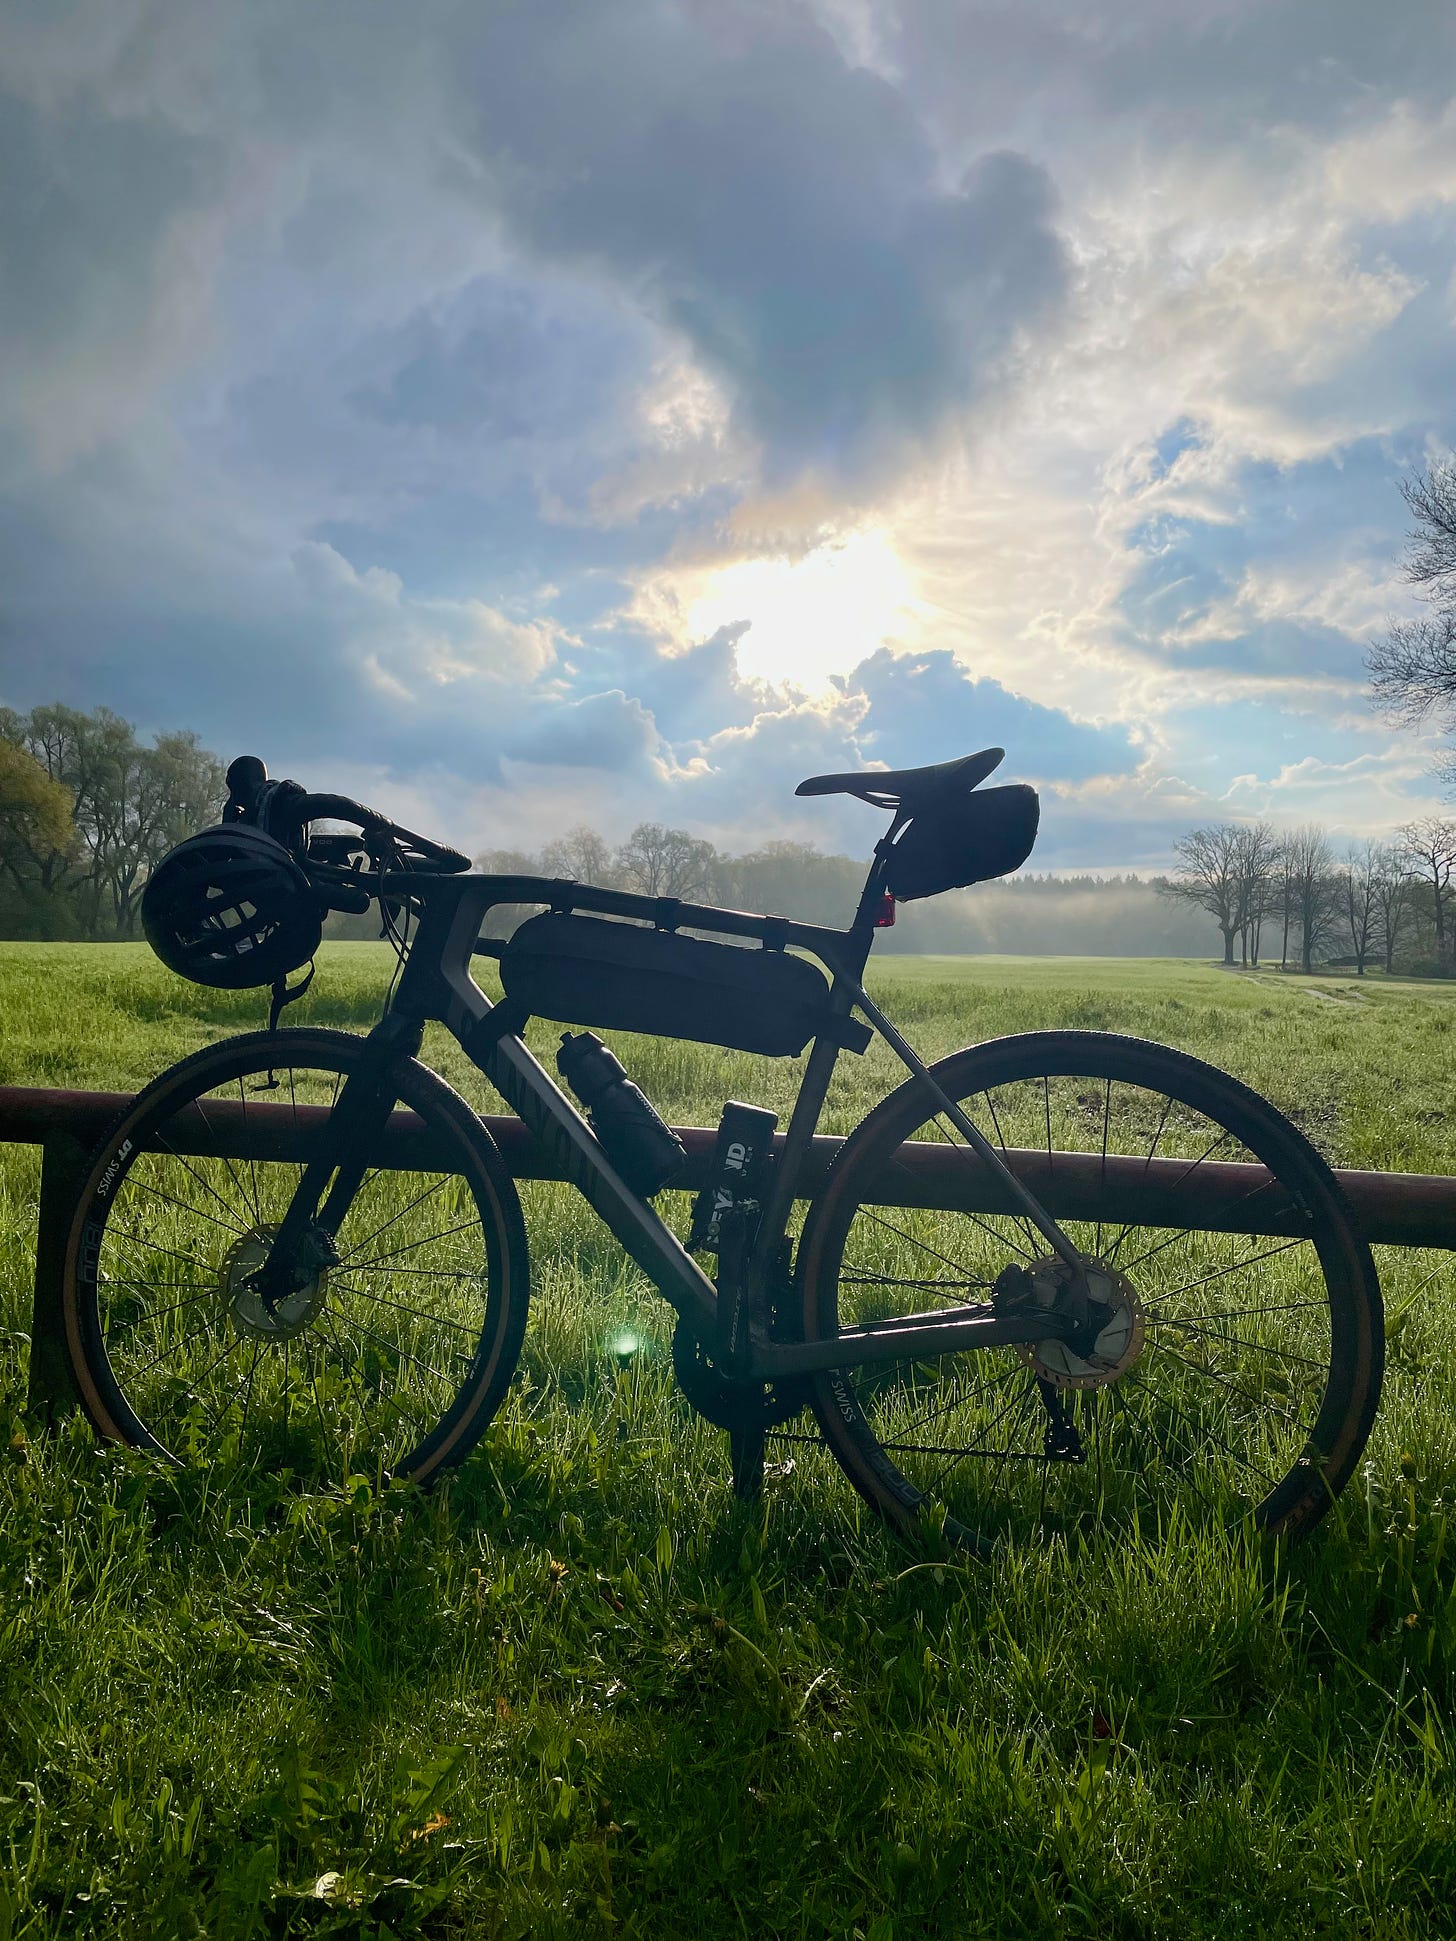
[304,848,1089,1385]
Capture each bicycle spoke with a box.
[1118,1161,1290,1278]
[186,1328,248,1398]
[237,1336,264,1441]
[838,1272,992,1294]
[332,1277,480,1337]
[1122,1368,1282,1498]
[237,1078,265,1227]
[299,1334,337,1475]
[344,1216,482,1272]
[341,1264,484,1281]
[337,1173,455,1263]
[128,1311,229,1383]
[928,1378,1033,1497]
[180,1100,264,1230]
[287,1070,306,1195]
[928,1107,1039,1260]
[318,1310,386,1430]
[1153,1342,1313,1432]
[1141,1237,1308,1307]
[1104,1092,1176,1265]
[125,1174,251,1241]
[150,1136,253,1231]
[103,1284,218,1329]
[976,1088,1043,1258]
[887,1360,1018,1443]
[857,1206,1027,1283]
[331,1308,455,1392]
[106,1230,215,1279]
[1151,1312,1330,1374]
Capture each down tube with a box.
[474,1025,723,1339]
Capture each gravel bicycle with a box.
[58,749,1383,1551]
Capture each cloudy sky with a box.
[3,0,1456,867]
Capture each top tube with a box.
[381,869,879,981]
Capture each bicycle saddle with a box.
[794,747,1005,810]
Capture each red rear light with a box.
[874,892,896,928]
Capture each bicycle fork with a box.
[245,1017,423,1316]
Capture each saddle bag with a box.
[499,911,832,1056]
[885,783,1040,902]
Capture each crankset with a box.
[671,1320,808,1429]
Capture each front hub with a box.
[221,1225,330,1341]
[1002,1256,1146,1391]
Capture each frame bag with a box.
[499,912,832,1056]
[886,783,1040,902]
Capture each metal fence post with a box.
[26,1130,89,1420]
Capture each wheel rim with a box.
[807,1045,1368,1548]
[78,1044,505,1483]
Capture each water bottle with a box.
[556,1032,687,1197]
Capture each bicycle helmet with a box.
[141,824,323,990]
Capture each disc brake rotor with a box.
[221,1224,329,1341]
[1013,1258,1145,1391]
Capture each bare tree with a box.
[1269,839,1298,969]
[105,731,225,933]
[539,824,617,886]
[616,823,721,900]
[1369,460,1456,780]
[1371,843,1411,973]
[1158,824,1246,964]
[1339,841,1382,975]
[1397,815,1456,957]
[1284,824,1337,974]
[1233,821,1279,966]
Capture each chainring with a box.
[671,1320,808,1429]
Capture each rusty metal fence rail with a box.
[4,1084,1453,1415]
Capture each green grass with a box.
[0,945,1453,1937]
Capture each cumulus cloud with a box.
[2,0,1455,864]
[848,648,1140,781]
[505,689,663,775]
[446,2,1068,486]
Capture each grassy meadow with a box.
[0,942,1454,1937]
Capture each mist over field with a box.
[882,877,1210,957]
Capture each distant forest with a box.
[10,702,1443,966]
[463,829,1210,957]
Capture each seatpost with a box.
[848,816,907,942]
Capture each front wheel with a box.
[62,1028,531,1486]
[798,1032,1382,1553]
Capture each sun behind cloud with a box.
[682,529,920,692]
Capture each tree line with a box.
[2,705,1199,955]
[0,705,223,939]
[1156,819,1455,973]
[475,826,869,933]
[7,700,1442,969]
[469,830,1213,956]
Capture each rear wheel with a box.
[62,1029,530,1485]
[799,1032,1382,1552]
